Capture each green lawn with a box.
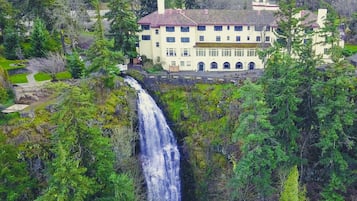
[9,73,28,83]
[34,72,51,81]
[34,71,72,81]
[56,71,72,80]
[0,57,26,70]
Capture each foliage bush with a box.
[142,58,164,73]
[0,87,8,104]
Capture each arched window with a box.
[235,62,243,69]
[210,62,218,69]
[249,62,255,70]
[198,62,205,71]
[223,62,230,69]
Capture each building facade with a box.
[137,0,339,72]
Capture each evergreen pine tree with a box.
[280,166,299,201]
[3,26,20,60]
[30,18,51,57]
[0,135,33,201]
[106,0,139,58]
[66,51,85,79]
[232,79,287,200]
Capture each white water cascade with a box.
[125,77,181,201]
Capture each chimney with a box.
[158,0,165,14]
[317,9,327,28]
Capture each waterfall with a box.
[125,77,181,201]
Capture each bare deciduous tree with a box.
[28,53,66,81]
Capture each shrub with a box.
[0,87,8,104]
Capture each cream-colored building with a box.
[137,0,341,72]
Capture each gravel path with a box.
[26,63,38,84]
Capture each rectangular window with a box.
[209,48,219,57]
[265,36,270,42]
[141,25,150,30]
[181,26,190,32]
[234,49,244,57]
[156,42,159,47]
[181,48,190,56]
[227,36,230,41]
[227,26,230,30]
[180,61,185,66]
[247,36,250,41]
[142,35,151,40]
[324,48,329,54]
[196,48,206,56]
[247,49,256,57]
[181,37,190,43]
[247,26,250,30]
[166,26,175,32]
[216,36,221,42]
[155,29,159,34]
[256,36,261,42]
[214,26,223,31]
[166,48,177,56]
[266,25,271,31]
[234,26,243,31]
[199,35,204,41]
[171,61,176,66]
[236,36,241,42]
[186,61,191,66]
[222,49,231,57]
[166,37,175,43]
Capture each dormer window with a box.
[141,25,150,30]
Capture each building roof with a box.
[138,9,277,27]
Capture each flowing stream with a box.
[125,77,181,201]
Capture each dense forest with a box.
[0,0,356,200]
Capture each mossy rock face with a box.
[153,82,240,201]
